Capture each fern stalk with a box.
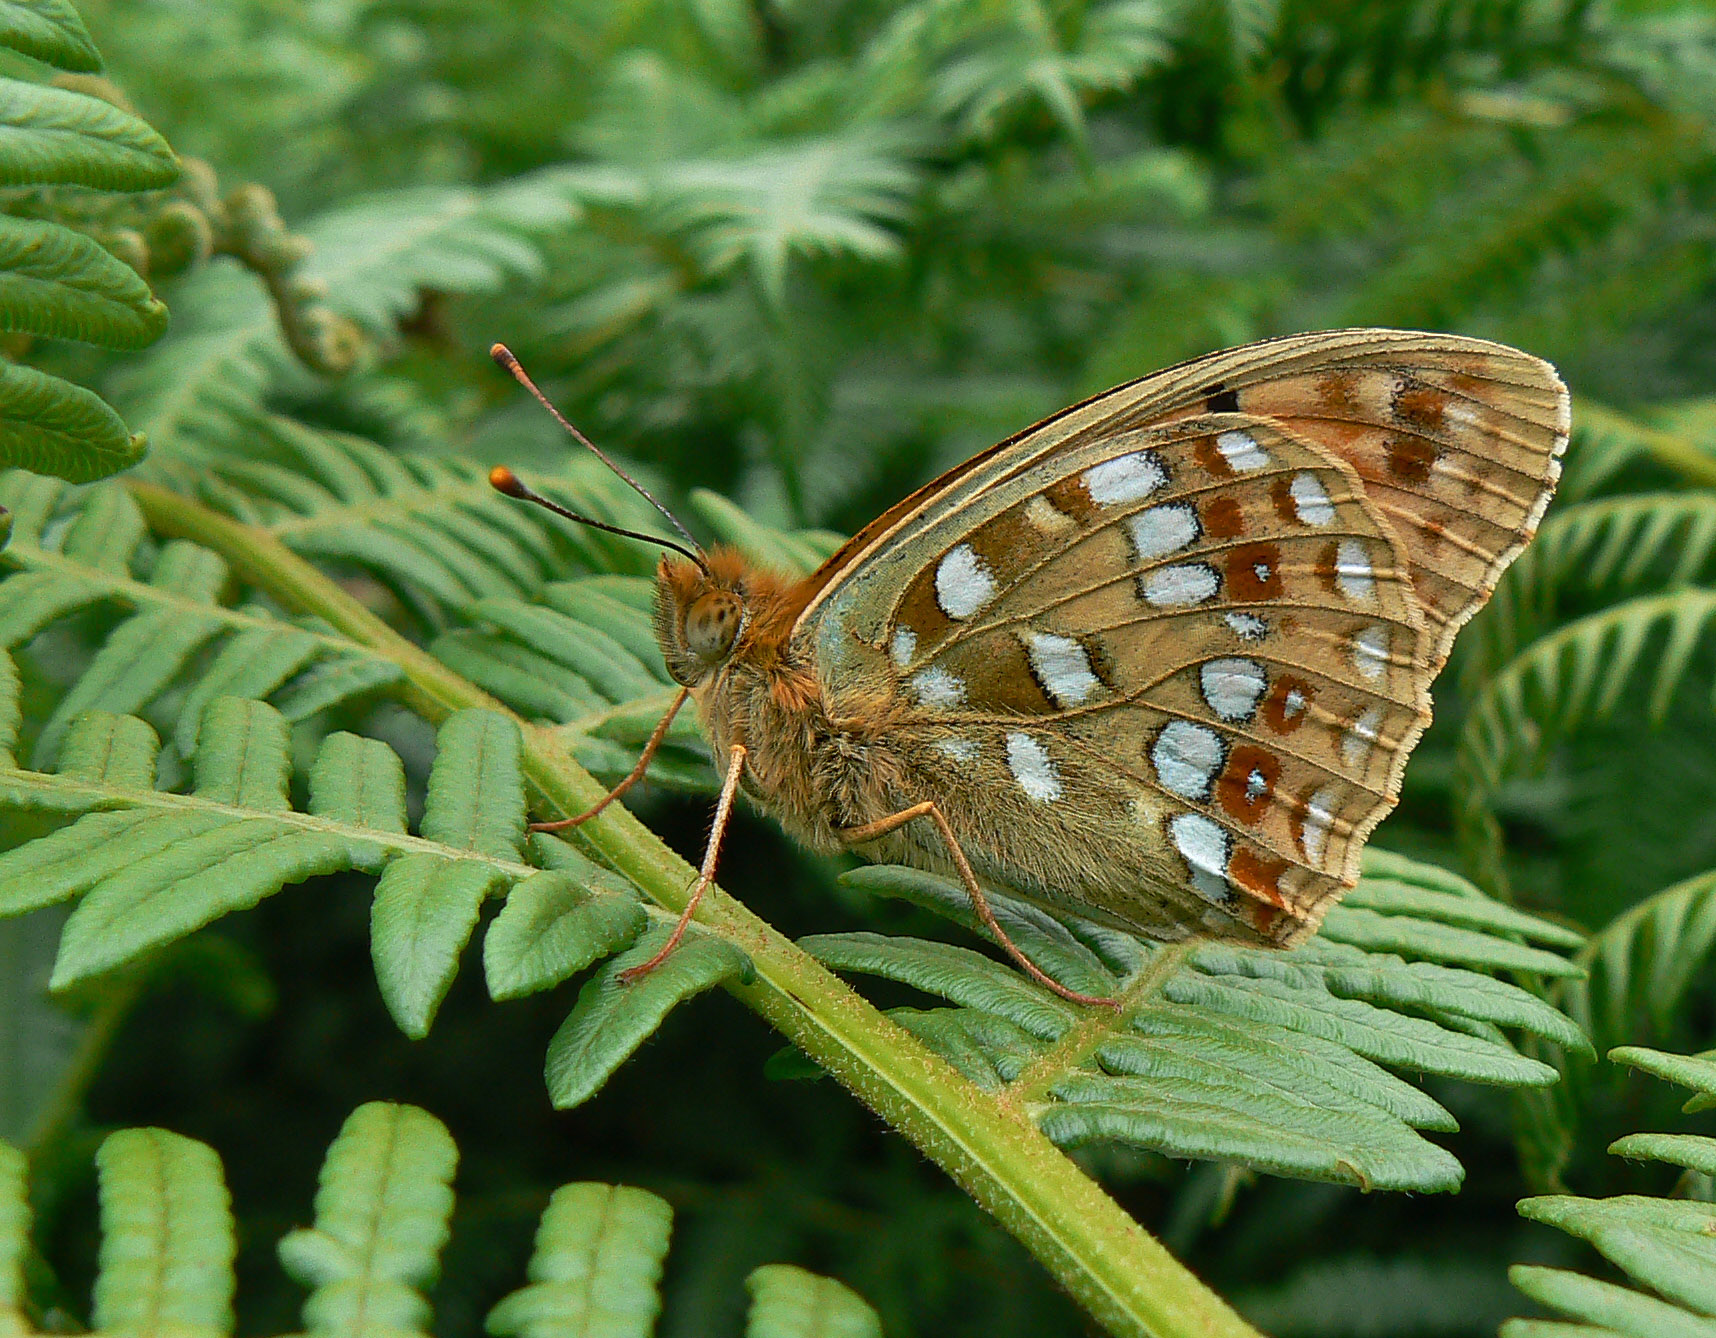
[124,480,1260,1338]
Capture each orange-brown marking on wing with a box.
[1215,745,1280,825]
[1391,382,1448,434]
[1229,847,1291,909]
[1226,541,1284,601]
[1386,432,1439,484]
[1204,495,1246,539]
[1191,435,1231,478]
[1262,675,1314,735]
[1046,473,1101,524]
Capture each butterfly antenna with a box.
[490,343,704,558]
[489,466,710,575]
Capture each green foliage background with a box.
[3,0,1716,1335]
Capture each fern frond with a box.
[1504,1045,1716,1336]
[932,0,1173,147]
[187,418,676,622]
[485,1181,673,1338]
[1560,868,1716,1054]
[0,0,100,72]
[0,3,178,482]
[1468,492,1716,682]
[0,217,166,348]
[801,849,1585,1193]
[0,1140,26,1333]
[296,173,584,334]
[278,1103,456,1338]
[746,1264,883,1338]
[94,1128,235,1337]
[651,127,920,307]
[1561,400,1716,499]
[111,174,586,468]
[0,1105,886,1338]
[1455,589,1716,873]
[0,473,402,763]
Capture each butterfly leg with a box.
[838,802,1119,1009]
[617,741,746,985]
[532,687,691,832]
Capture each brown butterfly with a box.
[489,329,1568,1008]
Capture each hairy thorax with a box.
[691,649,909,854]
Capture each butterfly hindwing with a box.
[795,330,1567,945]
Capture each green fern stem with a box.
[123,480,1260,1338]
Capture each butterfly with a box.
[489,329,1568,1008]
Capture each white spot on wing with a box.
[1216,430,1269,472]
[1141,563,1219,607]
[911,666,965,709]
[1352,624,1390,681]
[1170,813,1231,905]
[1200,658,1267,722]
[1299,784,1341,864]
[1152,720,1224,800]
[1125,503,1199,561]
[1342,705,1384,769]
[1225,612,1267,642]
[890,626,916,667]
[1083,450,1166,505]
[1335,539,1375,602]
[1005,733,1061,802]
[1289,472,1335,526]
[935,544,997,620]
[933,736,978,762]
[1446,401,1482,431]
[1023,629,1101,707]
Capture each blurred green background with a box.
[9,0,1716,1333]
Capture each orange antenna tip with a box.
[489,465,525,496]
[490,343,518,370]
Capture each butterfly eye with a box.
[685,592,743,662]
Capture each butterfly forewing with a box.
[794,330,1567,946]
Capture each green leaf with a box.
[0,360,144,483]
[173,625,322,754]
[0,1140,25,1323]
[813,851,1581,1192]
[485,1182,673,1338]
[308,731,407,837]
[1611,1046,1716,1105]
[278,1103,456,1338]
[0,78,177,190]
[0,649,17,766]
[372,854,508,1039]
[746,1264,883,1338]
[1609,1132,1716,1177]
[483,869,648,1002]
[0,0,102,72]
[1505,1264,1714,1338]
[0,216,168,347]
[93,1128,235,1337]
[1506,1048,1716,1334]
[545,929,752,1109]
[59,709,159,788]
[421,709,526,860]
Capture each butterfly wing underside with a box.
[794,330,1568,945]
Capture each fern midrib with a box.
[5,767,561,888]
[3,542,376,663]
[126,478,1263,1338]
[1003,943,1191,1109]
[261,475,487,539]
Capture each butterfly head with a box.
[654,549,763,687]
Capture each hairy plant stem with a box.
[128,479,1262,1338]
